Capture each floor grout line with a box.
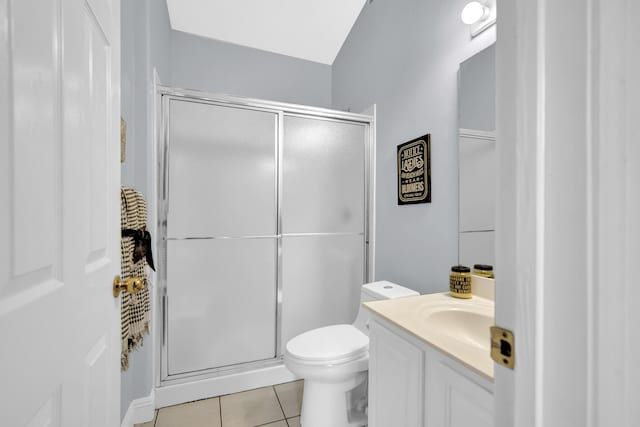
[272,385,288,424]
[252,420,287,427]
[149,381,301,427]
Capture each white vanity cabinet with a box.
[368,319,424,427]
[367,316,495,427]
[424,350,494,427]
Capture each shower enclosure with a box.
[157,88,374,384]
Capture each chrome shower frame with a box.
[155,86,375,387]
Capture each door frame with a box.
[151,86,376,397]
[495,0,640,426]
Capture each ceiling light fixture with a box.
[461,1,489,25]
[461,1,496,38]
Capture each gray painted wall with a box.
[120,0,171,421]
[332,0,496,294]
[120,5,333,419]
[459,44,496,131]
[171,30,332,108]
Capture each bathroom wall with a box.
[332,0,496,294]
[171,30,333,108]
[120,0,171,421]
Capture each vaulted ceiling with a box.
[166,0,367,65]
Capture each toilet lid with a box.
[285,324,369,363]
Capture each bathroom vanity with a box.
[364,293,494,427]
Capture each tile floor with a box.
[135,380,303,427]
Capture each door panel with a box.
[8,0,59,278]
[167,238,277,374]
[282,116,366,234]
[64,0,121,425]
[86,9,110,262]
[0,0,121,425]
[26,391,61,427]
[0,0,66,425]
[425,356,494,427]
[63,1,120,424]
[281,234,364,352]
[167,100,277,238]
[83,335,110,426]
[368,321,424,427]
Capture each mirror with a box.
[457,44,496,268]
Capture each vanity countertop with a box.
[364,292,495,381]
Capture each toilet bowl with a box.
[284,281,419,427]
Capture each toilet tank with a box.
[353,281,419,333]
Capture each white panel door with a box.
[0,0,121,426]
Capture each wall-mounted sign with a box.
[397,134,431,205]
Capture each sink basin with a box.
[364,292,495,379]
[418,300,494,357]
[422,309,493,352]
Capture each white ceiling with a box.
[166,0,367,65]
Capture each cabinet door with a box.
[368,320,423,427]
[425,354,494,427]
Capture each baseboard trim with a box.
[121,389,156,427]
[155,364,297,408]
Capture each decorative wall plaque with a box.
[397,134,431,204]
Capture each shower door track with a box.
[166,233,365,241]
[156,86,374,387]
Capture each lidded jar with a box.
[450,265,472,299]
[473,264,494,279]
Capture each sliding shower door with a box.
[164,99,278,375]
[280,116,367,352]
[159,89,372,383]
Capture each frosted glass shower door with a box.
[165,99,278,375]
[166,100,277,237]
[281,115,368,351]
[166,239,277,374]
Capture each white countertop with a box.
[364,292,495,381]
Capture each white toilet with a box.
[284,281,419,427]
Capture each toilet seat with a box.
[285,324,368,365]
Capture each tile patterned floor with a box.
[135,380,303,427]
